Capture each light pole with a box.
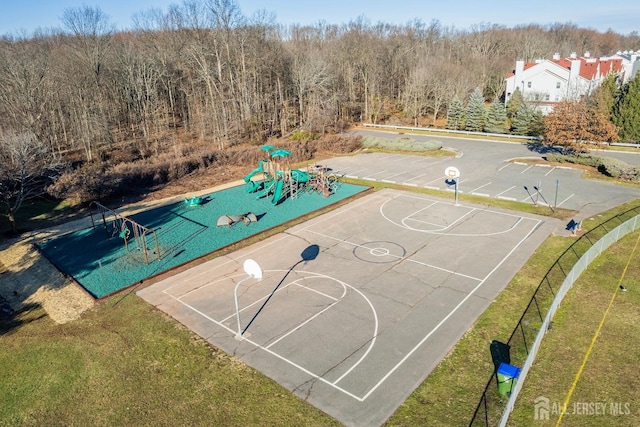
[234,259,263,340]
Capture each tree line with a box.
[2,1,639,158]
[1,0,640,230]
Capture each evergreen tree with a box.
[465,87,486,132]
[528,109,546,137]
[511,103,534,136]
[484,97,508,134]
[595,74,619,117]
[613,75,640,142]
[446,98,465,130]
[586,79,620,143]
[506,87,524,119]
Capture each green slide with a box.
[255,181,274,199]
[244,161,263,183]
[272,179,284,205]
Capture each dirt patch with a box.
[0,241,95,324]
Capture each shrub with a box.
[621,167,640,182]
[544,153,638,180]
[288,130,319,142]
[362,136,442,152]
[597,157,628,178]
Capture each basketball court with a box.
[138,188,560,426]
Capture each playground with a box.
[36,147,364,298]
[138,189,561,426]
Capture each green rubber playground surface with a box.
[36,182,367,298]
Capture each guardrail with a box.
[468,205,640,426]
[361,123,640,148]
[610,142,640,148]
[360,123,539,142]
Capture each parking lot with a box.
[337,132,640,216]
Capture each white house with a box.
[504,51,638,114]
[615,50,640,82]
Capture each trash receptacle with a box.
[497,363,521,397]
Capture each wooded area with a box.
[2,1,639,156]
[1,0,639,230]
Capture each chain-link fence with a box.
[469,205,640,426]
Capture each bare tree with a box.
[0,132,61,232]
[60,5,115,161]
[0,37,55,142]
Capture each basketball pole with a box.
[234,259,263,340]
[234,275,252,340]
[445,166,461,207]
[454,178,459,206]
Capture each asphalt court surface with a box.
[139,188,559,426]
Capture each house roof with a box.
[506,55,624,80]
[549,56,623,79]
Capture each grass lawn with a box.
[0,295,341,426]
[1,184,638,426]
[506,230,640,426]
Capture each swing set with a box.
[89,201,161,264]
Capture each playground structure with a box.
[184,195,203,206]
[243,145,339,204]
[89,201,161,265]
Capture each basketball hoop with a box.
[445,166,460,181]
[444,166,461,206]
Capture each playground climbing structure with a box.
[89,201,161,264]
[243,145,340,205]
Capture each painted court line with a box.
[162,235,290,295]
[304,228,483,283]
[263,279,345,350]
[170,267,380,402]
[156,190,544,407]
[359,219,541,401]
[385,192,535,237]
